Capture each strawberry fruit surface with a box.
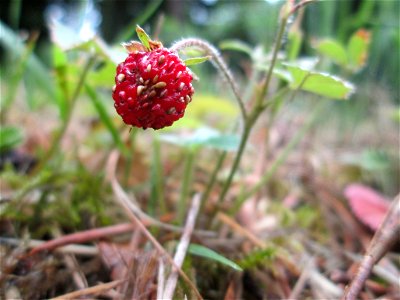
[113,45,194,130]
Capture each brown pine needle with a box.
[50,280,125,300]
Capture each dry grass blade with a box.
[106,149,203,300]
[50,280,125,300]
[157,258,165,298]
[105,150,214,237]
[162,194,201,299]
[217,212,266,248]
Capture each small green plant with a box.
[4,0,395,299]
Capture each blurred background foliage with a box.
[0,2,399,298]
[0,0,399,96]
[0,0,399,203]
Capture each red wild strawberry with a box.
[112,34,194,130]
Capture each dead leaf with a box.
[344,184,390,231]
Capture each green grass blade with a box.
[188,244,243,271]
[0,126,24,153]
[85,84,128,155]
[0,32,38,120]
[149,134,165,216]
[0,22,56,101]
[116,0,164,42]
[8,0,22,29]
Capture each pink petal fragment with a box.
[344,184,391,231]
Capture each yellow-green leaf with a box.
[348,29,371,71]
[219,40,253,57]
[284,63,355,100]
[184,56,211,66]
[315,38,348,66]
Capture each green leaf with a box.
[160,127,240,151]
[0,126,24,153]
[359,149,390,171]
[348,29,371,71]
[184,56,211,66]
[52,45,69,120]
[393,107,400,123]
[315,38,348,66]
[53,45,67,68]
[136,25,151,51]
[1,31,38,113]
[219,40,253,56]
[188,244,243,271]
[283,63,355,100]
[88,61,115,88]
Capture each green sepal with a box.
[135,25,151,51]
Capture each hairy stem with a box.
[215,12,290,205]
[170,38,247,120]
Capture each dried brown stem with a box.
[29,223,135,255]
[342,195,400,300]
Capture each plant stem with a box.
[170,39,247,120]
[259,15,288,105]
[216,122,253,205]
[178,149,196,223]
[200,150,227,210]
[214,10,291,207]
[230,101,323,215]
[37,55,96,170]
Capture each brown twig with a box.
[1,237,98,256]
[28,223,135,255]
[342,195,400,300]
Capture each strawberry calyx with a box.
[122,25,163,53]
